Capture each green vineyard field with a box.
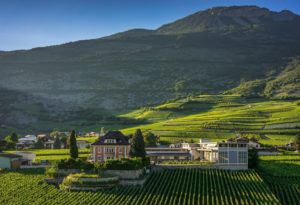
[0,169,285,205]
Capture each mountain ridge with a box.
[157,5,300,34]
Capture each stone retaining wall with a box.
[103,169,145,179]
[74,176,119,183]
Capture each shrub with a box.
[248,148,259,168]
[56,158,94,170]
[104,158,145,170]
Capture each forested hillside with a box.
[0,6,300,135]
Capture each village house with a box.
[16,135,37,149]
[85,131,100,138]
[0,153,22,169]
[14,152,36,165]
[37,134,49,141]
[77,140,90,149]
[44,140,55,149]
[90,131,130,162]
[18,135,37,145]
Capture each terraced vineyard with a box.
[258,154,300,177]
[120,95,300,145]
[0,169,281,205]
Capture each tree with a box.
[5,141,16,150]
[69,130,78,159]
[4,135,13,142]
[53,136,61,149]
[61,136,68,148]
[50,130,60,139]
[294,133,300,152]
[144,132,157,147]
[248,148,258,169]
[34,139,44,149]
[130,129,146,158]
[4,134,17,150]
[0,140,7,151]
[100,127,107,135]
[4,133,18,143]
[10,132,18,143]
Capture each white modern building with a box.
[18,135,37,145]
[217,140,248,170]
[197,139,218,162]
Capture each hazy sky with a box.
[1,0,299,51]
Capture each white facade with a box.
[14,152,36,165]
[198,139,218,161]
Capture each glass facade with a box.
[219,151,228,164]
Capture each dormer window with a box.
[104,139,116,143]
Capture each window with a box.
[97,147,102,153]
[219,151,228,164]
[97,156,102,161]
[105,139,116,143]
[228,151,238,164]
[219,143,228,148]
[238,151,248,163]
[105,148,114,153]
[119,147,123,153]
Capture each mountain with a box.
[227,58,300,98]
[0,5,300,135]
[158,6,299,34]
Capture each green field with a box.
[120,95,300,145]
[0,169,282,205]
[7,149,91,162]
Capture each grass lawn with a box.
[6,149,91,162]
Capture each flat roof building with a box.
[0,153,22,169]
[217,141,248,170]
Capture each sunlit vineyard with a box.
[0,169,281,205]
[258,154,300,205]
[120,95,300,145]
[261,174,300,205]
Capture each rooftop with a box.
[0,153,22,158]
[91,131,130,146]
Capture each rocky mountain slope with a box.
[0,6,300,135]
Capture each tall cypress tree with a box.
[69,130,78,159]
[130,129,146,158]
